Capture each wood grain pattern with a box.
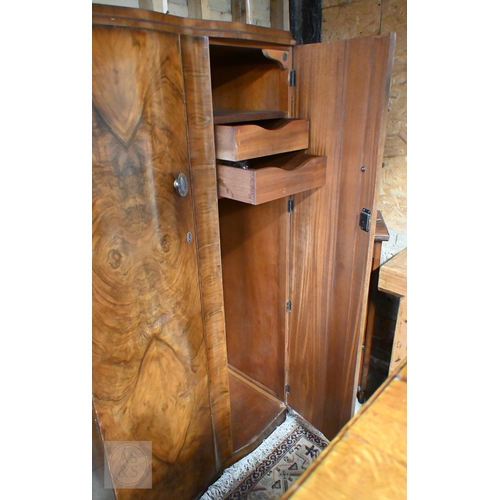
[262,48,291,70]
[322,0,407,235]
[92,25,218,499]
[378,248,407,374]
[358,211,390,402]
[211,63,288,115]
[378,247,407,297]
[219,197,289,399]
[389,295,406,374]
[215,119,309,161]
[180,34,233,469]
[93,4,296,46]
[288,34,395,439]
[217,152,326,205]
[228,367,287,461]
[282,360,407,500]
[210,44,291,118]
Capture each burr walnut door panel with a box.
[92,26,220,499]
[288,34,395,439]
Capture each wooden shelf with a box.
[228,367,287,464]
[217,151,327,205]
[213,109,287,125]
[215,118,309,161]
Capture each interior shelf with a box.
[228,367,286,463]
[217,151,327,205]
[215,118,309,161]
[213,109,286,125]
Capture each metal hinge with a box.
[357,385,365,404]
[288,198,294,213]
[289,70,296,87]
[285,384,290,394]
[359,208,372,232]
[286,300,292,312]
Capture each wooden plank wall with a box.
[93,0,289,29]
[322,0,407,258]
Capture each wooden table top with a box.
[379,247,407,297]
[282,360,407,500]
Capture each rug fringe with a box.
[200,411,304,500]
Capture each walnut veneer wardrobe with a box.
[92,5,395,499]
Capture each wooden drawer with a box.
[215,119,309,161]
[217,152,327,205]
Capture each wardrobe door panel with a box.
[180,34,233,468]
[288,34,395,439]
[92,25,219,499]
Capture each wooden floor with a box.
[281,360,407,500]
[228,367,287,464]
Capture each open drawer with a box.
[215,119,309,161]
[217,151,327,205]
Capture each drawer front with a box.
[215,119,309,161]
[217,152,327,205]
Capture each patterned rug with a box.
[201,410,329,500]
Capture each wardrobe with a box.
[92,5,395,499]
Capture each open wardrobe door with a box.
[287,34,395,439]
